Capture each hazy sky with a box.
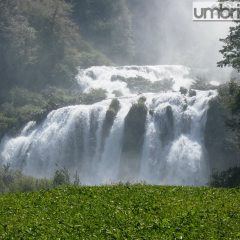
[158,0,232,66]
[152,0,234,81]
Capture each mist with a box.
[130,0,233,82]
[0,0,239,189]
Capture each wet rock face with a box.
[119,100,148,181]
[204,99,240,172]
[189,89,197,97]
[180,87,188,95]
[101,99,121,151]
[157,106,175,146]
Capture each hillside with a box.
[0,185,240,239]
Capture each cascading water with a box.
[0,66,217,186]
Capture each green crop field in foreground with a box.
[0,185,240,239]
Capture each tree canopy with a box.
[218,25,240,71]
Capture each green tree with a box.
[53,168,70,187]
[19,0,82,88]
[218,24,240,71]
[71,0,134,64]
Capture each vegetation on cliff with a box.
[0,87,107,138]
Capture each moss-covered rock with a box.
[112,90,123,97]
[180,87,188,95]
[119,98,147,181]
[81,88,107,105]
[159,106,174,145]
[111,75,174,93]
[101,99,121,151]
[189,89,197,97]
[152,105,175,146]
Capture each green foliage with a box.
[0,0,77,89]
[1,185,240,239]
[72,0,134,64]
[0,165,52,194]
[111,75,174,93]
[53,168,70,187]
[0,0,114,92]
[9,87,45,107]
[0,87,107,138]
[218,79,240,114]
[81,88,107,105]
[78,47,111,68]
[205,80,240,169]
[73,171,80,186]
[218,24,240,71]
[210,167,240,188]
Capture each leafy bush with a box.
[0,86,109,137]
[218,80,240,114]
[9,87,46,107]
[53,168,70,187]
[0,165,52,193]
[81,88,107,104]
[0,164,82,194]
[111,76,174,93]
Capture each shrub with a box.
[0,86,109,138]
[53,168,70,187]
[81,88,107,104]
[112,90,123,97]
[0,165,52,193]
[111,76,174,93]
[9,87,46,108]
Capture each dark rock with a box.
[180,87,188,95]
[119,99,148,181]
[189,89,197,97]
[101,99,121,151]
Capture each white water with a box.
[0,66,217,185]
[77,65,193,97]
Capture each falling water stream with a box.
[0,66,217,185]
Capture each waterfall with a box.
[0,66,217,186]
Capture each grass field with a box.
[0,185,240,239]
